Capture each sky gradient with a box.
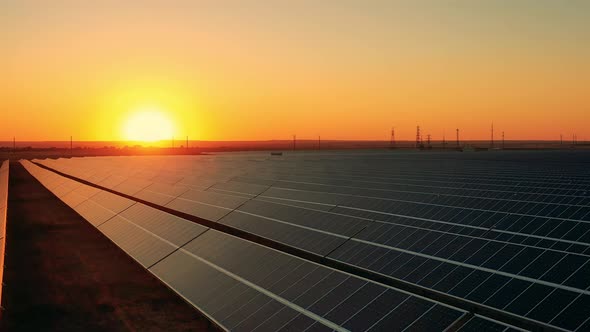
[2,0,589,141]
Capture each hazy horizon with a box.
[0,138,583,151]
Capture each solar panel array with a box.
[21,158,519,332]
[0,160,9,303]
[27,151,590,331]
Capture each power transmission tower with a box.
[416,126,421,149]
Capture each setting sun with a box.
[122,108,176,142]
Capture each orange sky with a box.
[2,1,589,141]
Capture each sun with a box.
[122,108,175,142]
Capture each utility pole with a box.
[502,131,505,149]
[491,123,494,148]
[560,134,563,146]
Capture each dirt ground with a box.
[0,162,217,332]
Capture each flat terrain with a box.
[1,139,588,161]
[1,162,215,331]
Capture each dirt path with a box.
[1,162,216,332]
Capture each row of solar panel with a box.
[260,164,590,183]
[267,162,590,183]
[34,152,590,187]
[253,163,590,183]
[35,157,590,248]
[226,159,590,197]
[33,158,583,246]
[244,154,590,181]
[0,160,9,303]
[232,177,590,206]
[32,156,590,331]
[34,157,587,312]
[198,172,590,246]
[248,178,590,220]
[37,159,590,230]
[38,157,590,268]
[37,161,237,194]
[218,201,590,331]
[245,186,590,255]
[38,162,589,210]
[21,160,522,332]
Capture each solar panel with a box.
[210,181,270,196]
[219,211,346,256]
[175,189,249,210]
[134,182,190,206]
[50,177,84,198]
[111,177,153,196]
[0,160,10,303]
[22,151,590,331]
[23,160,487,331]
[458,316,518,332]
[97,205,208,268]
[60,185,101,208]
[151,229,466,331]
